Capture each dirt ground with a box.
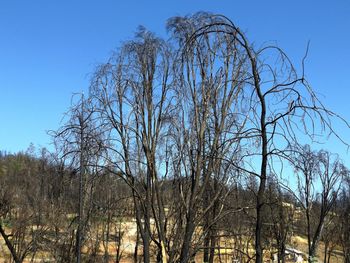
[0,223,345,263]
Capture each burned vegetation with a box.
[1,13,350,263]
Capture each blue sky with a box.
[1,0,350,161]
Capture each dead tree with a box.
[52,94,103,263]
[90,27,175,263]
[168,13,248,262]
[266,179,294,263]
[291,145,347,262]
[339,175,350,263]
[168,12,349,263]
[0,220,21,263]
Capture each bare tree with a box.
[168,12,349,263]
[90,27,175,263]
[5,12,339,263]
[339,175,350,263]
[321,215,340,263]
[0,177,21,263]
[291,145,347,262]
[266,179,295,263]
[167,13,246,262]
[52,94,103,262]
[0,149,58,263]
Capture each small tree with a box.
[266,180,295,263]
[52,94,103,262]
[291,145,347,262]
[338,175,350,263]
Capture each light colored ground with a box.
[0,223,345,262]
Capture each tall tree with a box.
[168,13,246,262]
[168,12,348,263]
[90,27,175,263]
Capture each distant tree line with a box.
[1,12,350,263]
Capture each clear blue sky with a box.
[1,0,350,160]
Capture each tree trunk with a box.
[134,224,139,263]
[0,224,22,263]
[345,252,350,263]
[209,200,217,263]
[209,234,215,263]
[115,225,123,263]
[248,46,267,263]
[179,211,195,263]
[203,234,210,263]
[323,240,328,263]
[76,95,86,263]
[142,234,151,263]
[309,220,324,262]
[203,189,210,263]
[277,243,286,263]
[134,197,150,263]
